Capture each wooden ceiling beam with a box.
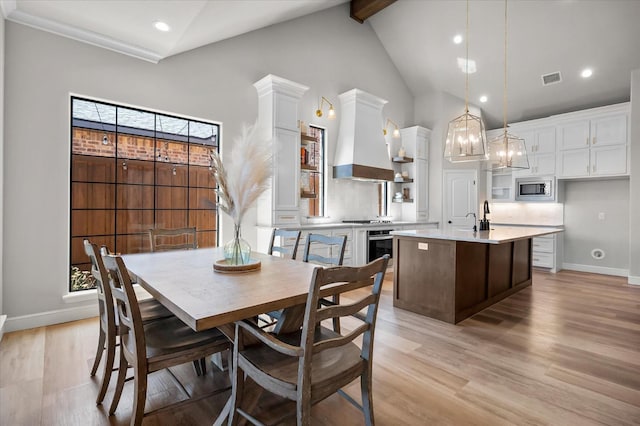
[350,0,397,23]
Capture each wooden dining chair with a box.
[228,255,390,426]
[268,228,302,260]
[102,253,231,426]
[85,240,173,406]
[303,233,348,333]
[260,229,303,328]
[148,227,197,252]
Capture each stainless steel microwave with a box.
[515,177,554,201]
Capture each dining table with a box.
[121,246,371,424]
[122,247,322,335]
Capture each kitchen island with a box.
[391,227,562,324]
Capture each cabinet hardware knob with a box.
[592,137,597,145]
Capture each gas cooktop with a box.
[342,219,392,224]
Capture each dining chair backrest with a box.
[148,227,197,252]
[301,255,388,366]
[84,240,115,337]
[102,254,146,369]
[302,233,347,266]
[268,228,302,260]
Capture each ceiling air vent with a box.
[541,71,562,86]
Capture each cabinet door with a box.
[415,159,428,212]
[591,145,627,176]
[534,152,556,176]
[558,120,590,150]
[536,127,556,153]
[591,114,627,147]
[558,148,590,178]
[273,128,299,211]
[516,130,535,155]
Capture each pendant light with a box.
[444,0,487,162]
[487,0,529,170]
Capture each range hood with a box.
[333,89,394,182]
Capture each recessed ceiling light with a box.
[581,68,593,78]
[479,95,488,103]
[453,34,463,44]
[153,21,171,32]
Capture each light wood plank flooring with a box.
[1,270,639,425]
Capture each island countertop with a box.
[391,226,563,244]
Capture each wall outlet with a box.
[598,212,605,220]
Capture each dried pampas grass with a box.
[209,123,272,226]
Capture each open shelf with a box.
[394,177,414,183]
[300,134,318,145]
[392,198,414,203]
[300,163,318,171]
[392,156,414,163]
[300,191,317,199]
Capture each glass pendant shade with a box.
[487,130,529,170]
[444,111,488,162]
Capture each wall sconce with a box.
[315,96,336,119]
[122,160,127,171]
[383,118,400,138]
[172,166,177,176]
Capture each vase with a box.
[224,224,251,265]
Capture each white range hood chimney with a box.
[333,89,394,181]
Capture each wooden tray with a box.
[213,258,261,273]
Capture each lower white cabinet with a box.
[532,233,563,273]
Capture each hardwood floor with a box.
[1,270,639,425]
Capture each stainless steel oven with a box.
[367,229,393,263]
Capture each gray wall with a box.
[563,179,630,272]
[414,91,488,225]
[630,69,640,283]
[3,4,413,324]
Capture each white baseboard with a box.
[628,275,640,285]
[4,304,97,333]
[0,315,7,342]
[562,263,629,278]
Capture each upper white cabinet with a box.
[254,74,309,226]
[557,107,628,178]
[512,126,556,177]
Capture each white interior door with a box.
[444,169,477,229]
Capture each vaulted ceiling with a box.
[3,0,640,129]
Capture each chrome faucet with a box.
[466,212,477,232]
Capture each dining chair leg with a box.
[109,349,128,415]
[227,350,244,425]
[90,327,106,377]
[96,332,116,405]
[192,360,202,376]
[296,394,311,426]
[131,365,148,426]
[361,370,374,426]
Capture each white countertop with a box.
[258,221,439,231]
[391,226,563,244]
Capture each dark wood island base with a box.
[393,235,533,324]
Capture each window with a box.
[69,97,220,291]
[300,125,326,217]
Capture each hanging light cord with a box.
[502,0,508,137]
[464,0,470,113]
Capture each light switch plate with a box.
[418,242,429,250]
